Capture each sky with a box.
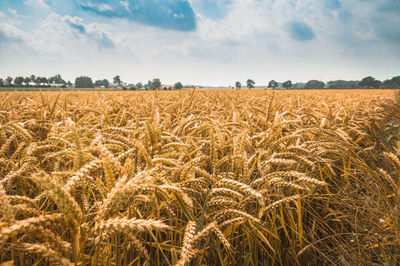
[0,0,399,86]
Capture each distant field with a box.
[0,89,399,265]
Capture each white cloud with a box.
[0,13,116,61]
[8,9,18,16]
[0,23,25,40]
[63,15,115,48]
[24,0,49,8]
[86,3,113,12]
[120,1,130,12]
[0,12,5,18]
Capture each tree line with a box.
[2,74,399,90]
[0,74,184,90]
[75,76,183,90]
[235,76,400,90]
[0,75,71,88]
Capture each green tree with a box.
[305,80,325,89]
[75,76,94,88]
[6,76,13,87]
[94,80,102,87]
[24,77,31,87]
[34,77,41,87]
[282,80,292,89]
[268,80,278,89]
[113,75,121,85]
[0,78,4,87]
[152,78,161,90]
[102,79,110,88]
[40,77,49,87]
[136,82,143,90]
[246,79,255,89]
[14,76,24,87]
[174,82,183,90]
[326,80,359,89]
[67,81,72,86]
[359,76,382,89]
[383,76,400,89]
[235,81,241,90]
[49,76,55,86]
[144,81,152,90]
[49,74,65,86]
[95,79,110,88]
[30,75,36,83]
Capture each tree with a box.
[268,80,278,89]
[94,80,102,87]
[24,77,31,87]
[75,76,94,88]
[14,76,24,87]
[359,76,382,89]
[49,74,65,86]
[383,76,400,89]
[67,81,72,86]
[152,78,161,90]
[40,77,49,87]
[6,76,13,87]
[144,81,152,90]
[246,79,255,89]
[102,79,110,88]
[95,79,110,88]
[136,82,143,90]
[0,79,3,87]
[282,80,292,89]
[113,75,121,85]
[48,76,55,86]
[174,82,183,90]
[235,81,241,90]
[305,80,325,89]
[326,80,359,89]
[34,77,41,87]
[30,75,36,83]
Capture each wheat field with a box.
[0,89,399,265]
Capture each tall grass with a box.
[0,89,399,265]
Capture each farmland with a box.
[0,89,399,265]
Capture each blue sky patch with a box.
[287,21,316,41]
[325,0,341,10]
[77,0,197,31]
[0,0,197,31]
[379,0,400,13]
[191,0,232,20]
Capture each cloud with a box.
[8,9,18,16]
[287,20,316,41]
[63,15,115,48]
[84,2,113,12]
[0,31,19,43]
[76,0,197,31]
[0,23,24,43]
[120,1,130,12]
[64,16,84,32]
[23,0,48,8]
